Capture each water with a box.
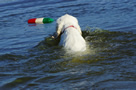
[0,0,136,89]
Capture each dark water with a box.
[0,0,136,89]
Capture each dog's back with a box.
[59,26,86,52]
[56,14,86,52]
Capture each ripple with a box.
[0,0,136,89]
[92,80,136,89]
[0,76,37,90]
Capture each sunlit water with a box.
[0,0,136,89]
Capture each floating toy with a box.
[28,18,54,24]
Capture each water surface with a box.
[0,0,136,89]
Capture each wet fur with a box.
[55,14,86,52]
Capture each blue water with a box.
[0,0,136,89]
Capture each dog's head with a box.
[55,14,82,38]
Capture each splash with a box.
[33,27,136,65]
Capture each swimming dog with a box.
[54,14,86,52]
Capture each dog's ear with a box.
[76,24,82,35]
[74,18,82,35]
[55,22,63,38]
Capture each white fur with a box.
[56,14,86,52]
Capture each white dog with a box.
[55,14,86,52]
